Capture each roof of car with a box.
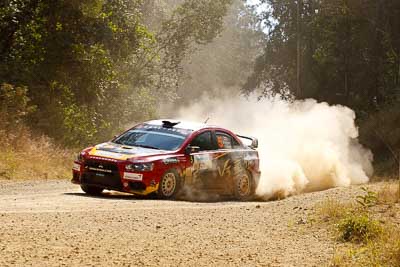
[144,119,217,131]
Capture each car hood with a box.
[88,142,171,160]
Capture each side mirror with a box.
[236,134,258,149]
[185,146,200,155]
[250,138,258,149]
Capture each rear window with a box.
[113,124,192,151]
[216,131,242,149]
[216,133,232,149]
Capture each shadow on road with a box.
[63,191,241,203]
[63,192,147,200]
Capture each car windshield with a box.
[113,124,192,151]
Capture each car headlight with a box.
[75,153,84,162]
[125,163,154,172]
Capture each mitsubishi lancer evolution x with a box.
[72,120,260,200]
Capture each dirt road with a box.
[0,180,366,266]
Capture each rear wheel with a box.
[233,171,255,201]
[157,170,181,199]
[80,185,104,195]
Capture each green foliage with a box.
[172,0,264,104]
[356,187,378,208]
[318,184,400,265]
[338,213,382,243]
[359,101,400,175]
[148,0,233,96]
[245,0,400,107]
[0,83,36,129]
[0,0,233,146]
[244,0,400,172]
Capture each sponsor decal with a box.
[88,167,112,173]
[73,163,81,172]
[93,150,125,158]
[88,156,118,162]
[124,172,143,181]
[194,154,212,162]
[89,147,131,160]
[214,152,228,160]
[191,154,213,178]
[217,159,231,177]
[163,158,179,164]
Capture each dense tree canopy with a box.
[1,0,399,171]
[245,0,400,112]
[243,0,400,171]
[0,0,232,145]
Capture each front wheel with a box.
[80,184,104,195]
[233,171,255,201]
[157,170,181,199]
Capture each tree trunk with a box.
[296,0,302,99]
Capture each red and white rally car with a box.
[72,120,260,200]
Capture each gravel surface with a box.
[0,180,368,266]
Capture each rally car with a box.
[72,120,260,200]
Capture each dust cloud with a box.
[170,94,373,200]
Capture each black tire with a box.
[80,184,104,195]
[233,171,255,201]
[157,169,181,199]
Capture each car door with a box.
[214,131,249,193]
[185,130,225,192]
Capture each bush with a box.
[356,187,378,207]
[338,214,382,243]
[0,126,73,180]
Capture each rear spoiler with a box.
[236,135,258,149]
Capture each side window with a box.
[190,131,214,151]
[232,137,241,148]
[216,132,233,149]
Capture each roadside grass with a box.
[331,223,400,267]
[0,127,73,180]
[316,182,400,266]
[316,199,356,222]
[377,182,399,204]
